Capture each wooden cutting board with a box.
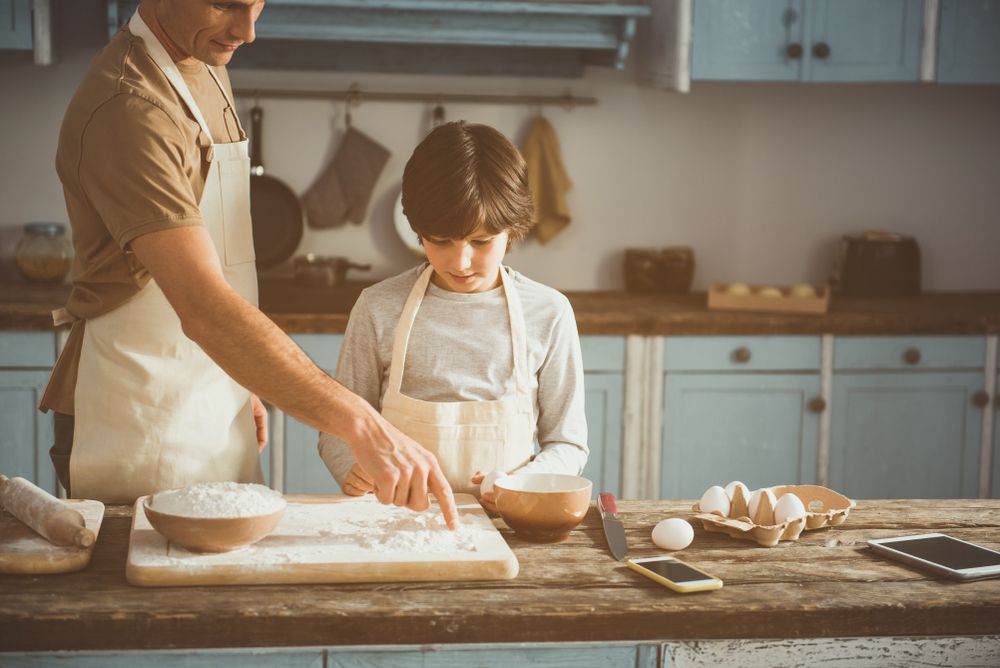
[0,499,105,574]
[126,493,519,587]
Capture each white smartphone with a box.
[625,555,723,593]
[867,533,1000,581]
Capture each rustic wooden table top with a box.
[2,282,999,334]
[1,499,999,652]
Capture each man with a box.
[40,0,457,528]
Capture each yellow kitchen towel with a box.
[521,116,572,243]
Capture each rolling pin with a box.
[0,474,95,548]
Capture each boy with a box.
[318,121,587,511]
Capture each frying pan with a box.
[250,105,303,270]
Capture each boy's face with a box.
[424,228,510,293]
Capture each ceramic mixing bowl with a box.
[142,496,286,553]
[494,473,592,543]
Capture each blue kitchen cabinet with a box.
[692,0,805,81]
[580,336,625,499]
[829,336,986,499]
[282,334,343,494]
[2,643,659,667]
[0,332,57,493]
[660,336,822,499]
[0,0,32,50]
[937,0,1000,84]
[691,0,922,82]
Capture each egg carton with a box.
[692,484,854,547]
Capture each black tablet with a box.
[868,533,1000,581]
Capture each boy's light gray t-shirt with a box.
[318,264,589,486]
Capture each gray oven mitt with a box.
[303,127,391,228]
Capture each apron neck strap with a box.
[387,265,531,395]
[128,10,227,146]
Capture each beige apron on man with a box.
[380,265,535,497]
[66,11,262,503]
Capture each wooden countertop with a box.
[2,282,999,335]
[1,499,999,652]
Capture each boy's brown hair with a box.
[401,121,534,244]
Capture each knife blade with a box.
[598,492,628,561]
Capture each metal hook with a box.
[432,99,446,128]
[345,83,362,128]
[561,89,576,112]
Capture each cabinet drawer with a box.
[834,336,985,371]
[0,332,56,368]
[664,336,821,372]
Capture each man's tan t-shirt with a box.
[40,26,245,415]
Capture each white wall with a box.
[2,1,999,291]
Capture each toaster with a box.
[833,231,921,298]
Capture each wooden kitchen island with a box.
[2,499,999,666]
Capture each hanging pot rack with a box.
[232,85,596,110]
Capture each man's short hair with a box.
[401,121,534,243]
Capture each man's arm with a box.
[129,225,457,527]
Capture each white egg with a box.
[479,470,508,496]
[757,286,784,298]
[651,518,694,551]
[698,485,731,516]
[773,493,808,524]
[724,480,749,501]
[726,282,751,296]
[747,488,777,520]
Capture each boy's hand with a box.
[343,463,375,496]
[470,471,498,514]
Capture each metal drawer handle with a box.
[902,348,921,365]
[808,398,827,414]
[786,42,804,59]
[973,391,990,408]
[732,347,752,363]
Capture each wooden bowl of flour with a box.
[144,482,286,553]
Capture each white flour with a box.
[137,496,497,568]
[309,498,481,553]
[151,482,286,518]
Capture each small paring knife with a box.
[598,492,628,561]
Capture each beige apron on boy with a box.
[381,265,535,497]
[65,11,261,503]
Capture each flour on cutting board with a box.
[137,496,495,567]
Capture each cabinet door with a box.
[994,373,999,499]
[691,0,805,81]
[937,0,1000,84]
[0,370,55,493]
[0,0,32,50]
[808,0,922,82]
[283,334,343,494]
[582,371,623,499]
[830,372,983,499]
[580,337,625,499]
[661,374,821,499]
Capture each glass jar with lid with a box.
[15,222,73,283]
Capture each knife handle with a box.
[599,492,618,515]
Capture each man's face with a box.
[154,0,265,66]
